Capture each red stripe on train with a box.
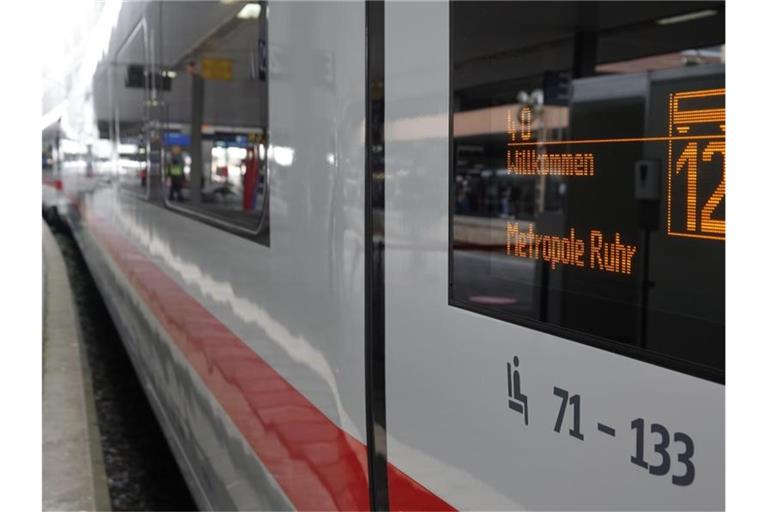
[85,211,454,511]
[42,177,63,190]
[388,465,456,511]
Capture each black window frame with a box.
[447,1,725,384]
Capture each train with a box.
[42,1,725,510]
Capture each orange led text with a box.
[506,222,637,275]
[508,150,595,176]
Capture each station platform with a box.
[42,222,111,511]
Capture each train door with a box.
[377,2,724,509]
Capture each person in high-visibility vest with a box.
[167,145,184,201]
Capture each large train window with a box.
[449,1,725,379]
[157,0,269,245]
[111,17,153,199]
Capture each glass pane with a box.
[450,1,725,373]
[159,0,269,244]
[113,22,150,198]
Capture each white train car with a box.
[44,1,725,509]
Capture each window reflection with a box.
[111,20,152,198]
[111,0,273,244]
[158,2,269,244]
[450,1,725,374]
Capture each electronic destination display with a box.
[449,1,725,376]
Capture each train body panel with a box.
[73,197,293,509]
[60,1,372,507]
[383,3,724,510]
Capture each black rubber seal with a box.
[364,1,389,509]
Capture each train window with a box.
[449,1,725,377]
[112,18,153,199]
[158,0,269,245]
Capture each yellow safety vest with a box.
[168,163,183,177]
